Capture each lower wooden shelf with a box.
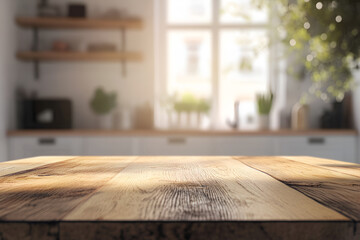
[17,51,142,62]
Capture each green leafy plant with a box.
[196,99,211,114]
[256,92,274,115]
[169,93,211,114]
[274,0,360,101]
[90,87,117,115]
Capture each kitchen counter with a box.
[7,129,358,137]
[0,156,359,239]
[7,130,359,163]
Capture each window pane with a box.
[220,0,268,24]
[167,30,212,98]
[219,30,269,129]
[167,0,212,24]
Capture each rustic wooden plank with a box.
[65,156,346,221]
[1,221,357,240]
[0,156,135,221]
[235,156,360,221]
[59,221,358,240]
[0,223,59,240]
[282,156,360,178]
[0,156,76,176]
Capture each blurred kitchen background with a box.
[0,0,359,162]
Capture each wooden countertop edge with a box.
[6,129,358,137]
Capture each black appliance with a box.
[68,4,87,18]
[21,99,72,129]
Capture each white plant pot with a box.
[258,115,270,130]
[98,114,113,130]
[119,109,132,130]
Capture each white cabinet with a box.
[213,136,275,156]
[8,136,82,160]
[83,137,134,155]
[7,134,358,163]
[136,136,214,155]
[136,136,275,156]
[276,136,357,163]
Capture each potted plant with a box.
[256,92,273,130]
[90,87,117,129]
[166,93,211,129]
[195,98,211,128]
[173,93,198,128]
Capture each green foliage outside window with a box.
[256,0,360,101]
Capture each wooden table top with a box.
[0,156,359,240]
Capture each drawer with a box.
[213,136,275,155]
[136,136,214,156]
[276,136,357,163]
[83,137,134,155]
[8,136,83,160]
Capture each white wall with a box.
[16,0,155,128]
[0,0,16,162]
[12,0,348,131]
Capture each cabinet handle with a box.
[168,137,186,144]
[38,138,56,145]
[308,137,325,145]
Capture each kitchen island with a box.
[0,156,359,239]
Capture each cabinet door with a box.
[83,137,134,155]
[8,137,83,160]
[277,136,357,163]
[213,136,276,156]
[136,136,214,156]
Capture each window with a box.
[156,0,270,129]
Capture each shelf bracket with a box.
[32,27,40,80]
[121,28,126,77]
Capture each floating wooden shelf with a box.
[16,17,143,29]
[16,17,143,79]
[17,51,142,62]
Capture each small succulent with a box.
[90,87,117,115]
[256,92,273,115]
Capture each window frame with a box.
[155,0,275,129]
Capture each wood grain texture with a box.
[0,156,135,221]
[0,156,76,176]
[65,156,346,221]
[0,222,59,240]
[236,156,360,221]
[0,221,357,240]
[1,156,359,240]
[16,17,143,29]
[283,156,360,178]
[59,221,358,240]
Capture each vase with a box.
[291,103,309,130]
[258,114,270,130]
[98,114,113,130]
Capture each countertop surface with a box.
[0,156,359,239]
[7,129,358,137]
